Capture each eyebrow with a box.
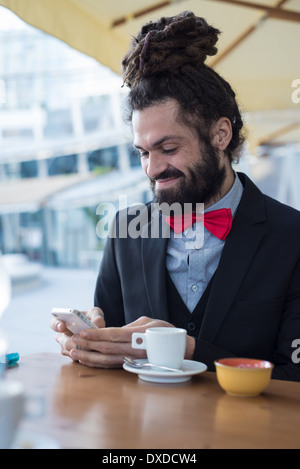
[133,135,184,150]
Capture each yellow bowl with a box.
[214,358,274,397]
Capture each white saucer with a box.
[123,359,207,383]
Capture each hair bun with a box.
[122,11,220,87]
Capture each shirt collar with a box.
[204,171,244,218]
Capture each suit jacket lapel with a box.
[200,173,267,343]
[141,207,169,321]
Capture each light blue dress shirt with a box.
[166,173,244,312]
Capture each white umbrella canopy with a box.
[0,0,299,148]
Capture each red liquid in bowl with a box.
[217,358,273,369]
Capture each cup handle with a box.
[132,332,146,349]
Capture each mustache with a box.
[150,168,185,182]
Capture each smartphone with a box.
[51,308,98,334]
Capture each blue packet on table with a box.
[6,352,20,367]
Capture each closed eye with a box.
[138,148,175,158]
[139,150,149,158]
[132,147,148,159]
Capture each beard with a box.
[149,142,227,210]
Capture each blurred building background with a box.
[0,7,150,273]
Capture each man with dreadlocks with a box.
[52,11,300,381]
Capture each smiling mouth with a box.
[155,177,180,188]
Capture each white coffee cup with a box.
[131,327,187,369]
[0,380,25,449]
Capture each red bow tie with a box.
[166,208,232,240]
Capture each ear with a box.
[210,117,232,152]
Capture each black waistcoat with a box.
[166,271,215,337]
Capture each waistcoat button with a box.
[187,322,196,331]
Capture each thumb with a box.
[87,307,106,328]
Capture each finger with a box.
[50,318,68,333]
[70,349,125,368]
[56,332,73,351]
[55,333,79,361]
[124,316,153,327]
[72,334,124,353]
[79,325,140,343]
[125,318,175,330]
[86,307,105,328]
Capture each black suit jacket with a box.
[94,173,300,381]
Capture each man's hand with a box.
[50,307,105,360]
[66,316,196,368]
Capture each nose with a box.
[143,152,169,180]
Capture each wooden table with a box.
[5,353,300,449]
